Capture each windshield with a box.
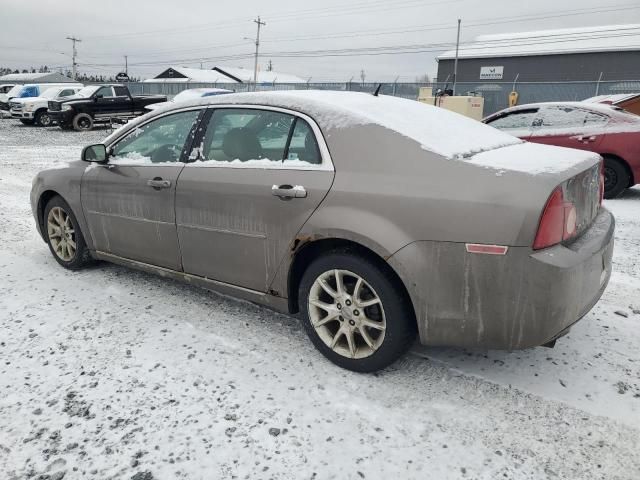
[41,88,62,99]
[172,90,204,103]
[6,85,22,97]
[75,86,101,98]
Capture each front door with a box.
[81,108,202,270]
[176,107,334,292]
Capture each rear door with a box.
[81,108,203,270]
[530,106,606,151]
[175,106,334,292]
[113,85,135,117]
[483,108,538,140]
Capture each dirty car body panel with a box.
[31,91,614,353]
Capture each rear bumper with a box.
[388,208,614,350]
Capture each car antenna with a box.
[373,84,382,97]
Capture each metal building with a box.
[437,25,640,84]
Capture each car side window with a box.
[486,109,538,130]
[110,110,201,165]
[199,108,294,164]
[538,107,587,129]
[96,86,114,98]
[114,86,129,97]
[286,119,321,165]
[59,89,75,97]
[584,112,609,126]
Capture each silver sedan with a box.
[31,91,614,371]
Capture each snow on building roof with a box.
[0,72,76,83]
[438,24,640,60]
[147,66,306,84]
[213,66,306,84]
[145,67,237,83]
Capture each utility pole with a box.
[252,16,266,90]
[124,55,128,75]
[66,36,81,80]
[452,19,461,95]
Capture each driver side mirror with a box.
[82,144,107,163]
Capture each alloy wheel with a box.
[308,269,386,359]
[40,113,52,127]
[47,206,76,261]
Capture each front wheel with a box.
[44,196,92,270]
[35,110,53,127]
[299,252,416,372]
[72,113,93,131]
[603,157,630,199]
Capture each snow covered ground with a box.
[0,118,639,480]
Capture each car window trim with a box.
[104,106,207,167]
[188,104,334,172]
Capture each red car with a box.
[484,102,640,198]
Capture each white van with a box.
[0,83,83,112]
[10,85,83,126]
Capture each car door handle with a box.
[577,135,597,143]
[147,178,171,190]
[271,184,307,199]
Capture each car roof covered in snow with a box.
[152,90,522,160]
[485,101,634,118]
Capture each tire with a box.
[19,119,35,125]
[43,196,93,270]
[299,251,416,372]
[72,113,93,131]
[603,157,630,199]
[35,109,53,127]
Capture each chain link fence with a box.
[124,80,640,116]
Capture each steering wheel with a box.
[150,144,181,163]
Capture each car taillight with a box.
[533,185,578,250]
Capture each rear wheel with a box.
[35,110,53,127]
[603,157,629,199]
[19,119,35,125]
[44,196,92,270]
[72,113,93,131]
[299,252,416,372]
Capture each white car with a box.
[145,88,233,111]
[10,85,83,126]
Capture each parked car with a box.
[145,88,233,111]
[0,83,17,96]
[9,85,83,126]
[483,102,640,198]
[31,91,612,372]
[0,83,81,111]
[48,84,166,131]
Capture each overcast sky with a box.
[1,0,639,81]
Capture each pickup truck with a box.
[10,85,83,126]
[48,84,166,131]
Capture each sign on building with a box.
[480,66,504,80]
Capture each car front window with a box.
[487,109,538,130]
[110,110,201,165]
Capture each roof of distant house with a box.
[146,66,306,84]
[0,72,77,83]
[438,24,640,60]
